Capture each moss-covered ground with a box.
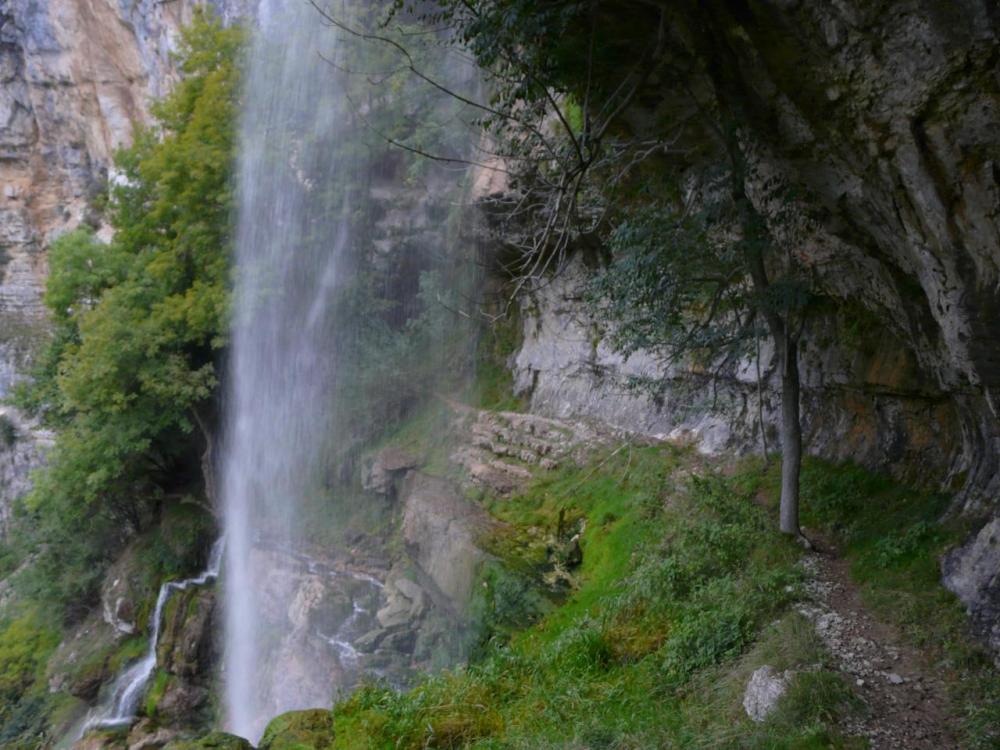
[327,446,890,749]
[299,443,1000,750]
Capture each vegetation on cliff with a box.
[0,12,241,747]
[375,0,824,541]
[0,1,995,748]
[8,10,243,620]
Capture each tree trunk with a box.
[779,334,801,536]
[191,407,218,513]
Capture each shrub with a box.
[0,415,17,449]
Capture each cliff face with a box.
[719,0,1000,509]
[0,0,185,526]
[0,0,254,528]
[1,0,180,343]
[0,0,252,378]
[513,0,1000,654]
[701,0,1000,650]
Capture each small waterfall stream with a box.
[77,538,226,737]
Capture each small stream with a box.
[74,538,226,739]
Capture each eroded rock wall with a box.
[513,0,1000,656]
[715,0,1000,510]
[513,257,961,486]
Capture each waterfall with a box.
[221,0,347,738]
[221,0,479,741]
[77,538,225,738]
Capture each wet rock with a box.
[381,628,417,654]
[743,665,790,722]
[376,596,414,629]
[74,731,128,750]
[127,719,180,749]
[393,577,425,603]
[237,546,388,731]
[158,589,216,679]
[376,574,427,629]
[157,681,209,721]
[269,630,346,721]
[354,628,389,653]
[286,575,327,630]
[258,709,335,750]
[400,472,496,606]
[363,446,419,495]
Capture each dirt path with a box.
[796,542,956,749]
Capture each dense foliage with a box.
[10,10,242,618]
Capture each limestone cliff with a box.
[0,0,255,529]
[512,0,1000,655]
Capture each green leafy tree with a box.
[591,197,813,540]
[13,9,243,617]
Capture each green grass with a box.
[144,669,171,718]
[466,307,527,413]
[0,607,62,746]
[329,446,861,749]
[751,457,1000,749]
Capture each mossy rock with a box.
[163,731,253,750]
[259,709,335,750]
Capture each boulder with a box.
[156,681,209,721]
[381,628,417,654]
[563,534,583,569]
[362,447,419,495]
[942,516,1000,660]
[127,719,180,749]
[376,596,413,629]
[743,665,790,722]
[376,575,427,628]
[400,472,496,606]
[258,709,335,750]
[354,628,389,653]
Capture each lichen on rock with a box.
[258,709,334,750]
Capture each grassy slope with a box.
[329,446,879,750]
